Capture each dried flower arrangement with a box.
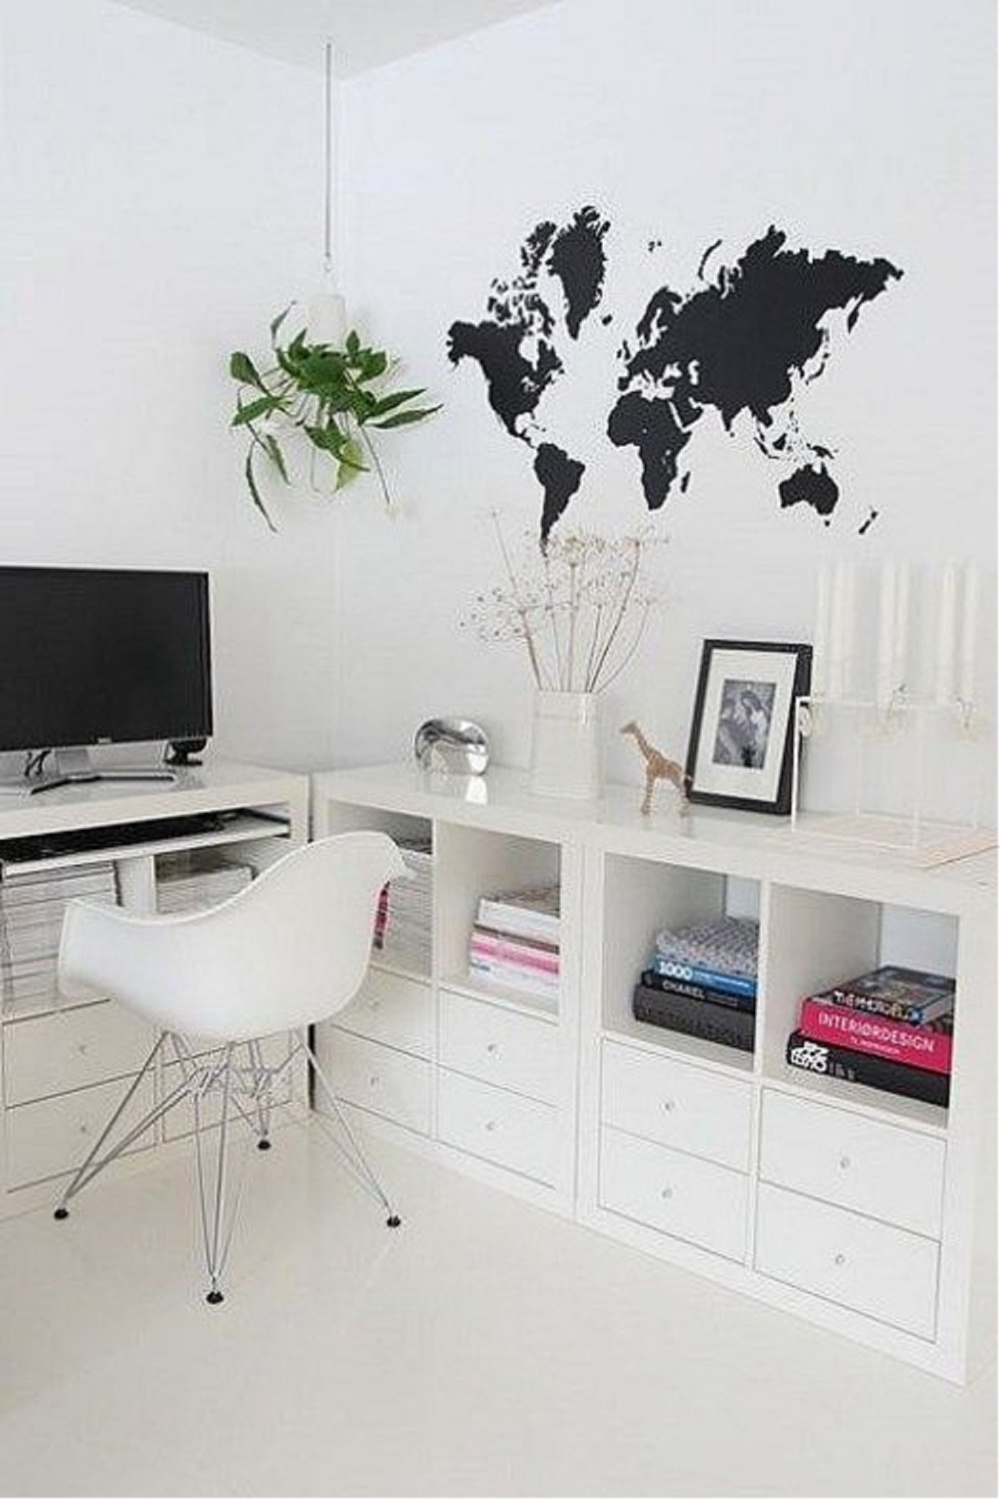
[465,515,665,693]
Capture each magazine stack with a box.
[157,859,253,914]
[373,836,433,973]
[468,883,560,1007]
[632,914,758,1052]
[786,964,954,1107]
[0,863,117,1017]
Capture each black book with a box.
[785,1030,949,1108]
[640,969,756,1013]
[632,983,755,1053]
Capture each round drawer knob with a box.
[78,1123,90,1136]
[368,1074,381,1089]
[838,1155,851,1171]
[662,1099,676,1113]
[76,1043,90,1056]
[368,999,382,1012]
[834,1252,846,1267]
[484,1120,499,1133]
[486,1042,500,1056]
[660,1186,673,1200]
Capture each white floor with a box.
[0,1120,995,1498]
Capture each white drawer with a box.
[162,1034,294,1141]
[755,1183,939,1339]
[6,1074,156,1188]
[318,1030,431,1136]
[3,1002,156,1106]
[601,1040,752,1171]
[600,1125,748,1262]
[760,1091,946,1239]
[439,989,560,1103]
[334,968,433,1058]
[437,1069,559,1185]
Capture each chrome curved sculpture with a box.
[413,718,490,775]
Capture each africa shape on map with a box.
[446,207,903,544]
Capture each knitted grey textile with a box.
[654,915,759,979]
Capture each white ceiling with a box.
[114,0,561,75]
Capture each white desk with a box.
[0,760,309,1219]
[313,762,996,1384]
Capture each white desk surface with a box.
[0,758,308,838]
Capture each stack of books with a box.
[158,860,253,914]
[632,914,758,1052]
[786,965,954,1107]
[0,863,117,1017]
[374,837,433,972]
[468,884,560,1004]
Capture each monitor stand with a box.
[27,747,178,795]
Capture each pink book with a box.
[798,998,952,1075]
[470,935,560,975]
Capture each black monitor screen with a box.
[0,567,213,752]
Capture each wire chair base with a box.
[53,1027,401,1303]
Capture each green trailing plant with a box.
[229,307,439,529]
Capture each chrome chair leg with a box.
[54,1032,172,1217]
[299,1028,401,1229]
[193,1042,252,1305]
[248,1039,273,1150]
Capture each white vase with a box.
[530,690,601,800]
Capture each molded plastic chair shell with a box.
[58,832,408,1043]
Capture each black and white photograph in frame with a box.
[685,640,812,814]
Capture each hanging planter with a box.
[229,310,439,529]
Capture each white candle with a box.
[838,564,856,699]
[934,559,960,704]
[876,561,897,710]
[959,564,980,705]
[892,561,910,697]
[812,566,831,697]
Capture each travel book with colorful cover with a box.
[806,965,954,1025]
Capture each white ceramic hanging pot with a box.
[530,690,601,800]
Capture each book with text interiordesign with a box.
[807,965,955,1025]
[640,968,756,1012]
[798,997,952,1075]
[786,1031,949,1107]
[476,885,560,945]
[633,983,755,1052]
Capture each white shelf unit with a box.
[0,761,309,1219]
[313,764,996,1383]
[314,780,581,1215]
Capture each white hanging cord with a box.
[323,39,334,275]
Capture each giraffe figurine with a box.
[620,720,692,817]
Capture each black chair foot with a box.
[257,1138,272,1151]
[206,1289,224,1305]
[386,1214,402,1229]
[53,1207,69,1220]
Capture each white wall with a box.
[1,0,995,795]
[0,0,341,771]
[333,0,997,792]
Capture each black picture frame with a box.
[685,639,812,815]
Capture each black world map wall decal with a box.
[446,207,903,543]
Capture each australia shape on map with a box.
[446,207,903,544]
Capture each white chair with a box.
[54,831,409,1304]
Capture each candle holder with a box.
[791,693,995,861]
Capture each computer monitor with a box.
[0,566,213,789]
